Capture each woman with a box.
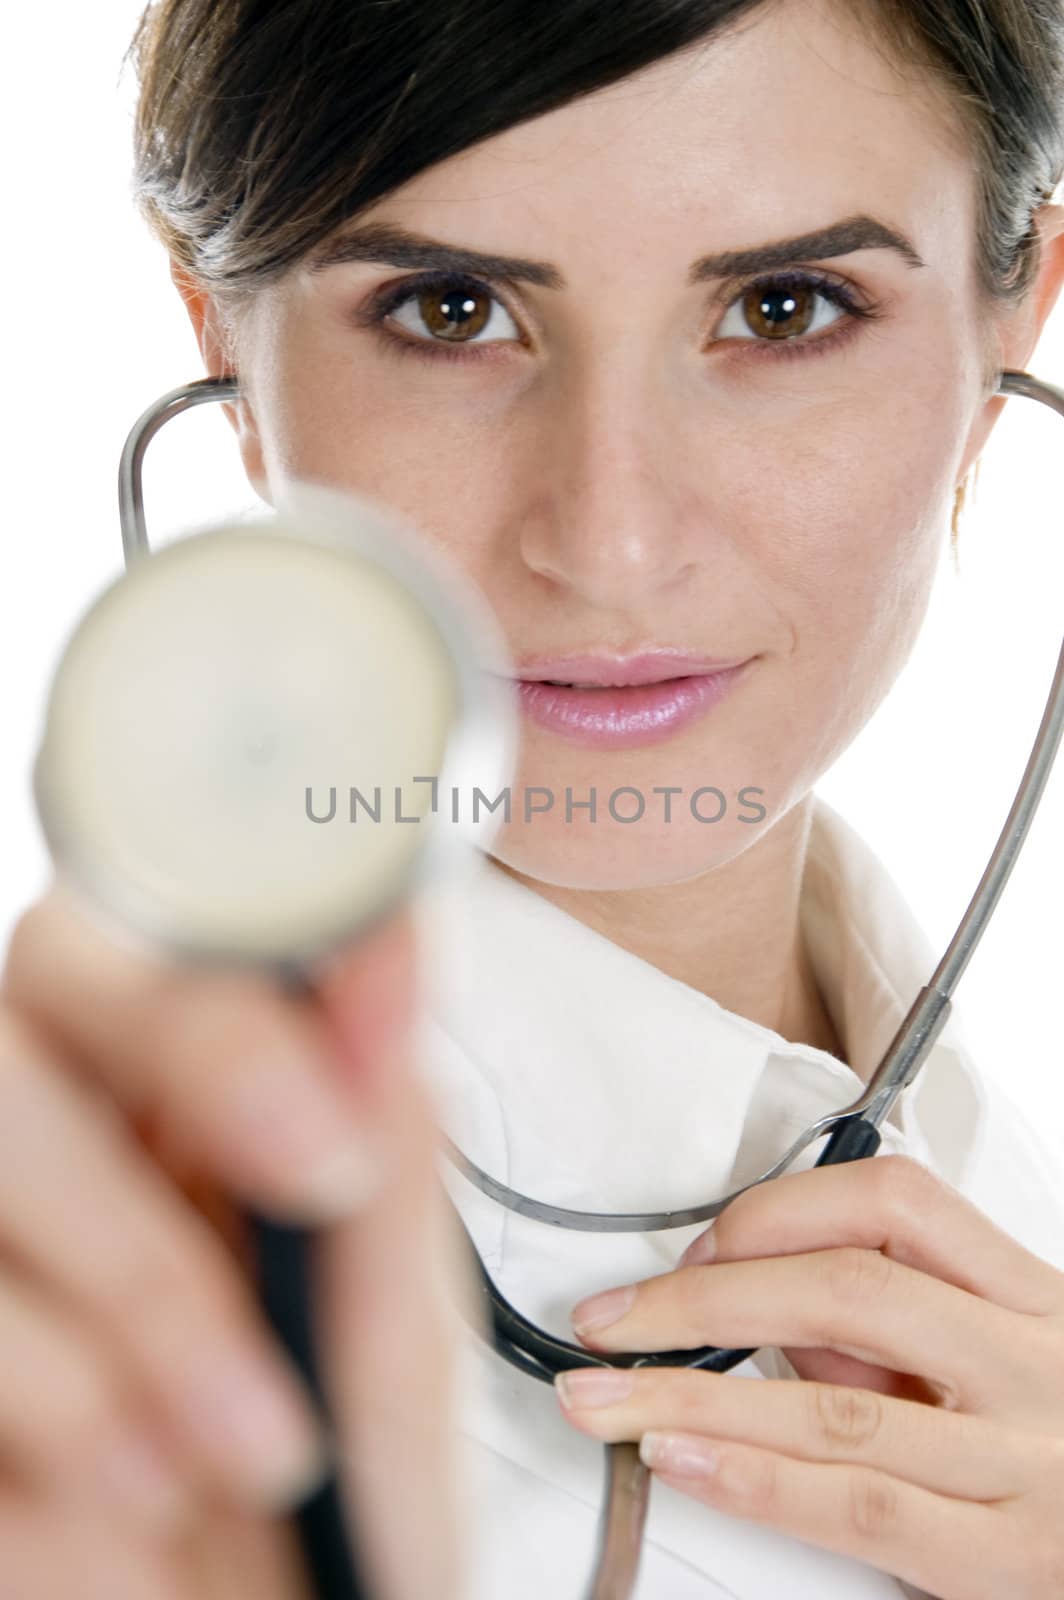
[3,0,1064,1594]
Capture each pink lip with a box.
[513,650,749,687]
[511,658,756,748]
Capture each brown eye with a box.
[714,274,857,347]
[383,277,522,349]
[740,282,817,339]
[417,285,492,340]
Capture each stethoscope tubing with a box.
[111,369,1064,1600]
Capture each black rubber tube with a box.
[246,1213,371,1600]
[245,1115,885,1597]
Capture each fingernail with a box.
[236,1058,384,1221]
[640,1431,720,1478]
[180,1350,332,1511]
[556,1369,635,1409]
[93,1424,194,1530]
[298,1137,384,1221]
[570,1285,636,1336]
[679,1228,718,1267]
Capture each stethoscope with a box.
[30,368,1064,1600]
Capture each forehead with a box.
[363,0,975,271]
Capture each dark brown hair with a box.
[129,0,1064,314]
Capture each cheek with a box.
[251,311,509,553]
[698,372,968,808]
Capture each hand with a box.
[554,1154,1064,1600]
[0,881,467,1599]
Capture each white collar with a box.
[416,793,988,1227]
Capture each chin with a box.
[488,809,774,893]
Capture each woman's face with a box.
[202,0,1048,891]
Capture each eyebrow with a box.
[305,213,926,286]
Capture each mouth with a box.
[510,652,753,689]
[534,676,686,689]
[507,658,757,750]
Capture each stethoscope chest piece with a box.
[34,482,518,968]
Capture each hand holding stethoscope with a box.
[21,367,1064,1598]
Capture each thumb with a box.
[310,906,476,1600]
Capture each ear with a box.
[954,202,1064,482]
[168,258,272,504]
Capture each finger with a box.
[0,1266,192,1532]
[0,1015,329,1513]
[637,1433,1019,1600]
[3,885,384,1224]
[0,1487,187,1600]
[169,1498,312,1600]
[555,1366,1044,1499]
[315,902,422,1119]
[569,1248,1056,1421]
[779,1344,945,1406]
[680,1154,1064,1315]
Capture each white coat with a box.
[413,793,1064,1598]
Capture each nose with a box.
[515,359,708,610]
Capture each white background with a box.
[2,5,1061,1152]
